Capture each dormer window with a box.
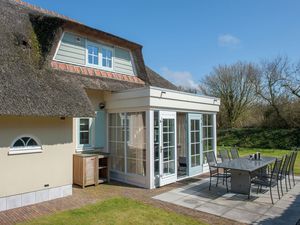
[87,45,99,65]
[102,47,112,68]
[55,32,135,75]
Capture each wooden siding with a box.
[55,32,86,65]
[54,32,135,75]
[114,47,134,75]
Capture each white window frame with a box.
[86,41,101,68]
[9,135,42,155]
[86,44,99,66]
[101,46,114,70]
[76,118,94,151]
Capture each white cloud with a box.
[161,67,199,90]
[218,34,240,47]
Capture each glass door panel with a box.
[188,114,203,176]
[159,111,177,186]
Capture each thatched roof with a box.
[0,0,177,117]
[145,67,178,91]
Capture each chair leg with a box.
[270,186,274,204]
[209,173,212,191]
[292,171,295,186]
[280,179,284,196]
[277,181,281,200]
[216,170,219,187]
[285,175,288,192]
[288,174,292,189]
[225,173,228,192]
[257,185,260,194]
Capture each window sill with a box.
[75,146,95,152]
[9,148,42,155]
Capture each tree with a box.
[283,61,300,99]
[200,62,258,128]
[253,56,290,127]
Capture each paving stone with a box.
[174,196,206,209]
[213,197,242,207]
[264,206,285,217]
[222,208,261,224]
[236,202,271,215]
[152,192,183,203]
[195,202,230,216]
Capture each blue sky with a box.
[26,0,300,88]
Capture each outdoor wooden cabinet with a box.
[73,153,110,188]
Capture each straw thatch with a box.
[0,0,177,117]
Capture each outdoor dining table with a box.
[216,156,277,197]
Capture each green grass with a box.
[20,197,205,225]
[218,146,300,175]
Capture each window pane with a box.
[109,114,116,126]
[22,137,30,145]
[126,112,146,176]
[94,56,99,65]
[80,119,89,131]
[13,139,24,147]
[88,46,93,54]
[195,155,200,166]
[27,138,38,146]
[207,127,213,138]
[80,132,89,144]
[102,48,106,57]
[108,60,112,68]
[196,143,200,154]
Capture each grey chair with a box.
[279,154,292,194]
[288,151,298,187]
[252,157,283,204]
[219,149,231,162]
[205,151,231,192]
[230,148,240,159]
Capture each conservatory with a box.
[104,86,220,189]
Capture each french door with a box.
[188,114,203,176]
[159,111,177,186]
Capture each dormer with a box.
[53,32,136,76]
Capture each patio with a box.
[153,176,300,224]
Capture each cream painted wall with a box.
[86,89,105,110]
[0,116,74,197]
[73,90,107,151]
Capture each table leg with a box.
[230,170,251,196]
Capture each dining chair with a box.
[230,148,240,159]
[219,149,231,162]
[288,151,298,187]
[252,157,283,204]
[205,151,231,192]
[279,154,292,195]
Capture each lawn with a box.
[20,197,205,225]
[218,146,300,175]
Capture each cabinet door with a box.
[85,157,96,185]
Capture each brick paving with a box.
[0,175,242,225]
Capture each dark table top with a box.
[216,156,277,172]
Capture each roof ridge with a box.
[12,0,80,23]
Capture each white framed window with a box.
[77,118,93,150]
[102,47,113,68]
[108,112,146,176]
[87,44,99,66]
[9,136,42,155]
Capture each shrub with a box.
[217,128,300,149]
